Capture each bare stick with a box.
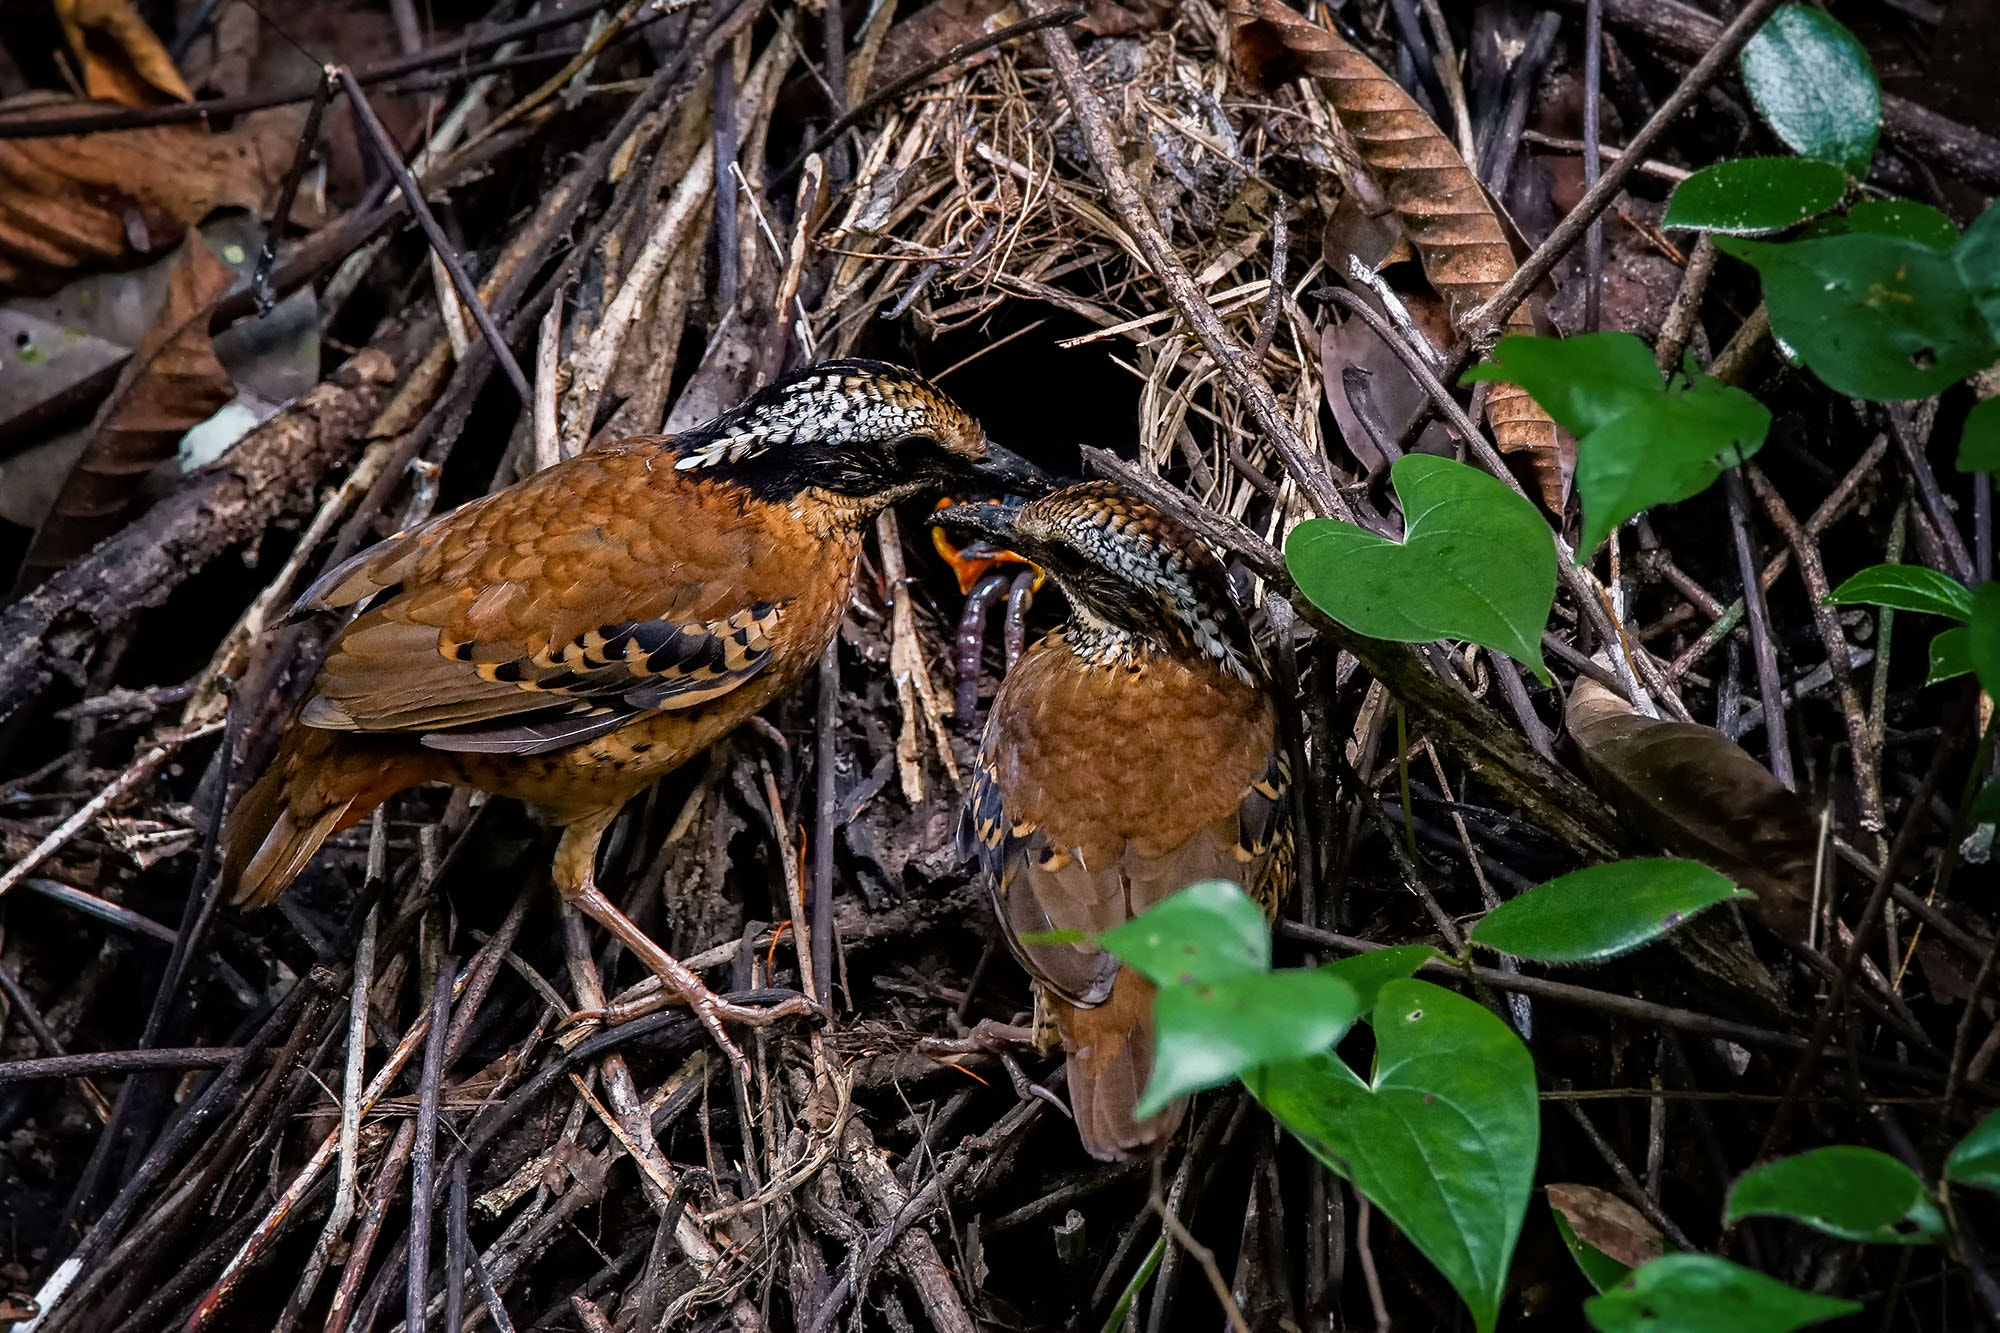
[336,66,533,407]
[1030,2,1350,521]
[1446,0,1786,378]
[1723,469,1794,787]
[407,954,459,1333]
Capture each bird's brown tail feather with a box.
[224,728,440,908]
[1051,967,1186,1162]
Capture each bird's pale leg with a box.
[553,814,811,1072]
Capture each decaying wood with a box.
[0,336,414,722]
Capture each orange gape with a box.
[226,358,1045,1069]
[943,483,1293,1160]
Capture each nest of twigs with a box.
[0,0,1996,1328]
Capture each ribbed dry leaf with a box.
[17,234,235,590]
[1545,1184,1667,1271]
[0,94,293,289]
[55,0,195,108]
[1567,673,1815,942]
[1230,0,1571,510]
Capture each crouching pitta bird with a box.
[936,482,1293,1159]
[225,358,1045,1066]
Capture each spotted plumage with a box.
[225,359,1044,1070]
[939,483,1295,1160]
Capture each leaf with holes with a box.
[1717,232,1995,400]
[1285,453,1556,683]
[1098,879,1269,987]
[1587,1254,1861,1332]
[1739,5,1880,177]
[1663,159,1847,235]
[1826,564,1974,621]
[1727,1146,1944,1245]
[1961,398,2000,474]
[1465,334,1768,558]
[1948,1108,2000,1191]
[1929,627,1972,685]
[1470,860,1750,964]
[1139,969,1361,1116]
[1249,980,1537,1333]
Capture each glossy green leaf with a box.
[1285,454,1556,683]
[1465,334,1768,558]
[1322,945,1440,1015]
[1947,1108,2000,1191]
[1971,581,2000,701]
[1971,782,2000,826]
[1552,1209,1634,1294]
[1960,398,2000,473]
[1957,200,2000,340]
[1249,980,1537,1333]
[1099,879,1268,987]
[1847,199,1958,251]
[1139,969,1361,1116]
[1587,1255,1861,1332]
[1739,5,1880,177]
[1825,564,1975,620]
[1929,626,1973,685]
[1728,1146,1944,1244]
[1469,859,1749,964]
[1663,159,1846,235]
[1718,232,1996,400]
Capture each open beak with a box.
[930,498,1040,594]
[965,440,1055,498]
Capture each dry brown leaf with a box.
[1568,672,1816,942]
[1319,296,1455,473]
[0,93,295,289]
[1545,1184,1667,1271]
[16,233,235,590]
[1229,0,1571,511]
[56,0,195,108]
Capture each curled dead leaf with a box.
[56,0,195,108]
[1568,672,1816,942]
[0,94,296,290]
[17,233,235,591]
[1228,0,1571,510]
[1545,1184,1667,1271]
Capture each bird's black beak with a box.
[965,440,1055,498]
[931,498,1025,548]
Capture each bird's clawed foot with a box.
[562,874,814,1075]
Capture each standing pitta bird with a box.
[937,482,1293,1159]
[226,358,1043,1065]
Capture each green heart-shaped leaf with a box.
[1948,1108,2000,1191]
[1929,626,1972,685]
[1826,564,1974,621]
[1470,859,1750,964]
[1285,454,1556,683]
[1322,945,1440,1015]
[1663,158,1847,235]
[1099,879,1268,986]
[1960,398,2000,474]
[1971,582,2000,702]
[1739,5,1880,177]
[1847,199,1958,251]
[1464,334,1769,559]
[1249,980,1537,1333]
[1728,1146,1945,1245]
[1587,1254,1862,1332]
[1717,232,1996,400]
[1139,969,1361,1116]
[1956,200,2000,341]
